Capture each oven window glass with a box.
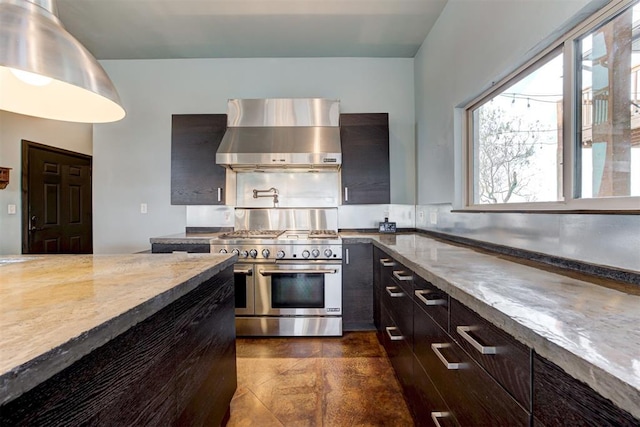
[234,273,248,309]
[271,273,325,308]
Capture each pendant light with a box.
[0,0,125,123]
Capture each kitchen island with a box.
[0,254,237,426]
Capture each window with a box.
[467,0,640,210]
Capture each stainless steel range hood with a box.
[216,98,341,171]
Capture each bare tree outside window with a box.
[477,105,543,203]
[472,53,563,205]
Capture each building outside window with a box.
[467,0,640,210]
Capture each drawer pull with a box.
[385,286,404,297]
[431,412,451,427]
[385,326,404,341]
[380,258,396,267]
[457,326,498,355]
[393,270,413,281]
[432,343,467,370]
[414,289,447,306]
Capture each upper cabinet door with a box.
[340,113,390,204]
[171,114,227,205]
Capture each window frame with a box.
[464,0,640,212]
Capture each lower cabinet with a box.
[375,251,640,427]
[533,353,639,427]
[378,255,530,426]
[342,243,374,330]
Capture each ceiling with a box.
[55,0,448,60]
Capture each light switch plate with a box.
[8,204,16,215]
[140,203,148,214]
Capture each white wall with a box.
[0,111,92,255]
[94,58,415,253]
[413,0,640,272]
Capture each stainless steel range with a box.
[211,209,343,337]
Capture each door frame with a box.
[21,140,93,254]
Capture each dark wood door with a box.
[171,114,227,205]
[342,243,374,330]
[22,141,92,254]
[340,113,390,204]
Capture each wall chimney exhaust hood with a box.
[216,98,341,171]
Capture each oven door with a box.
[255,263,342,316]
[234,264,255,315]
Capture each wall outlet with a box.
[383,210,389,219]
[7,204,16,215]
[224,212,231,222]
[429,211,438,225]
[140,203,148,214]
[418,210,424,221]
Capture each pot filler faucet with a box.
[253,187,279,207]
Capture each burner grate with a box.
[218,230,284,239]
[308,230,339,238]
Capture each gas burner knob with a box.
[240,250,249,258]
[311,249,320,258]
[302,250,310,259]
[323,248,333,258]
[262,249,270,258]
[249,249,258,258]
[276,250,285,259]
[219,249,228,254]
[231,248,240,255]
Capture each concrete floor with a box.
[227,331,414,427]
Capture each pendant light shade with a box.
[0,0,125,123]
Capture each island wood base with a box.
[0,267,236,426]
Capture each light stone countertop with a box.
[341,232,640,418]
[0,253,235,406]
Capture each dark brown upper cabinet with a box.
[171,114,227,205]
[340,113,390,205]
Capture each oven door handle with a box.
[234,268,253,275]
[259,269,338,275]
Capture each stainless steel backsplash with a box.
[234,208,338,231]
[235,172,340,208]
[415,203,640,273]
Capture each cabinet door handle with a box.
[385,286,404,297]
[344,187,349,201]
[380,258,395,267]
[217,187,223,202]
[393,270,413,281]
[414,290,447,307]
[431,412,451,427]
[431,343,467,370]
[385,326,404,341]
[345,248,350,265]
[456,326,498,355]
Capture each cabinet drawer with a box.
[380,306,413,393]
[414,298,449,373]
[426,336,530,426]
[413,275,449,332]
[151,243,211,253]
[382,273,414,348]
[533,354,639,426]
[411,353,459,427]
[450,299,531,409]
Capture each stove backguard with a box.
[234,208,338,232]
